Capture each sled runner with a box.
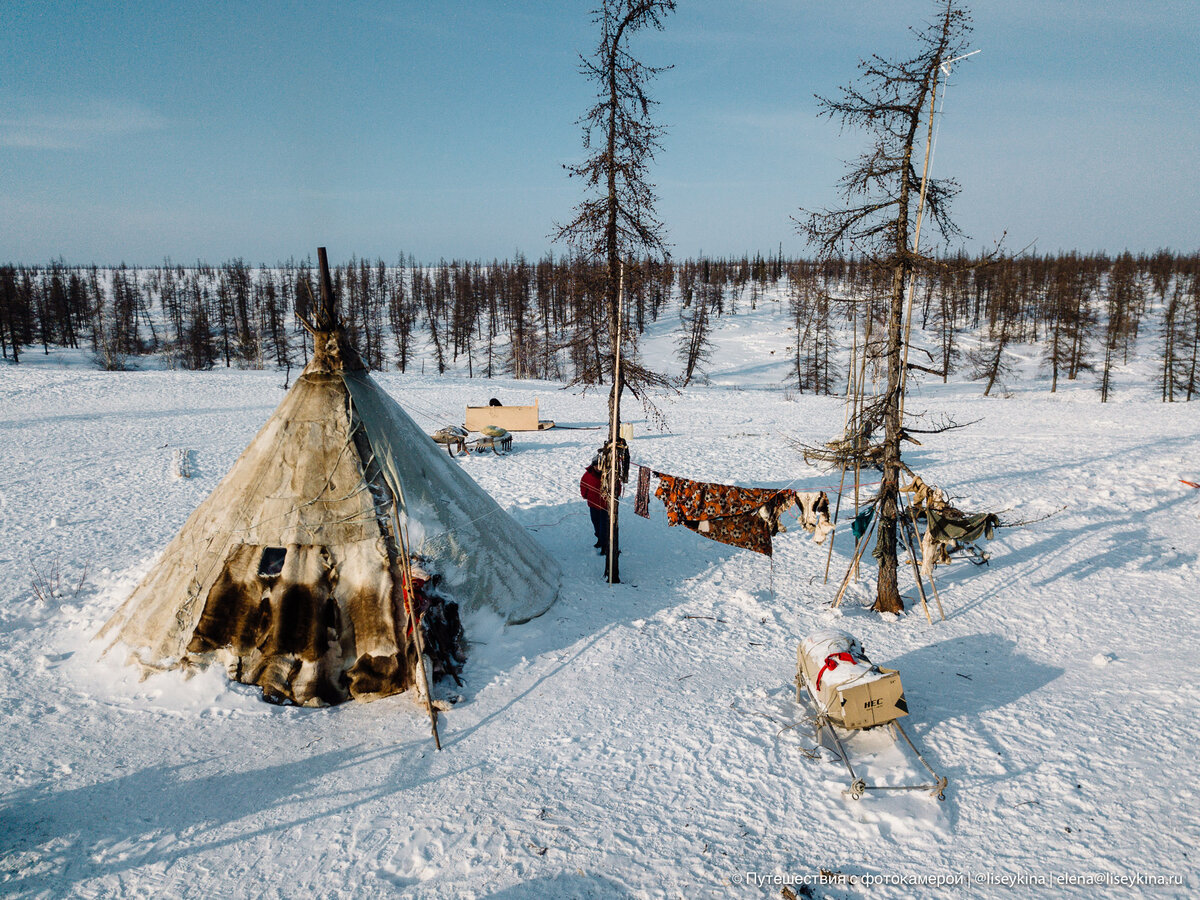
[796,630,948,801]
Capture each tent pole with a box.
[607,262,624,585]
[392,500,441,750]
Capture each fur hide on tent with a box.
[97,272,560,707]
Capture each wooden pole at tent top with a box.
[607,262,624,585]
[317,246,337,331]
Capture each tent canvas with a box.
[98,291,559,707]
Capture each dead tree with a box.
[676,288,713,385]
[798,0,974,614]
[555,0,675,583]
[968,258,1018,396]
[1100,251,1142,402]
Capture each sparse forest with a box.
[3,251,1199,403]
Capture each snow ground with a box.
[1,307,1198,898]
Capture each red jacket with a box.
[580,466,620,510]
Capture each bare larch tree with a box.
[799,1,973,614]
[555,0,675,583]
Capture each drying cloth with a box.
[678,509,770,556]
[634,465,651,519]
[795,491,834,544]
[901,474,948,512]
[851,507,875,542]
[655,474,796,556]
[655,475,792,525]
[598,437,630,496]
[925,507,999,545]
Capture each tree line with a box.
[2,249,1199,401]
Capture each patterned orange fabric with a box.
[655,474,797,556]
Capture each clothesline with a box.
[398,391,887,555]
[622,452,881,497]
[399,387,879,509]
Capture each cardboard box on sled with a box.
[797,635,908,730]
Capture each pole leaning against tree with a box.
[607,262,625,585]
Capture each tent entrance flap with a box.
[342,371,560,625]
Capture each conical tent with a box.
[98,314,560,707]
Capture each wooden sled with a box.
[796,669,948,801]
[468,434,513,456]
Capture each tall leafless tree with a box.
[1099,251,1142,402]
[799,0,973,614]
[555,0,675,583]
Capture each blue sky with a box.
[2,1,1197,264]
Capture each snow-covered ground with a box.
[2,307,1198,897]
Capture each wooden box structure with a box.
[465,399,554,433]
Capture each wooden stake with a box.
[391,500,441,750]
[823,462,849,584]
[851,314,872,583]
[895,48,978,417]
[896,495,933,625]
[833,512,877,609]
[606,262,624,585]
[898,62,941,423]
[825,304,857,584]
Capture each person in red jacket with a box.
[580,458,620,556]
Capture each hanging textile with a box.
[655,474,796,556]
[919,523,952,577]
[901,474,948,512]
[634,465,652,518]
[795,491,834,544]
[925,508,999,545]
[598,437,630,497]
[851,506,875,542]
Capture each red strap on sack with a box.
[815,652,858,690]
